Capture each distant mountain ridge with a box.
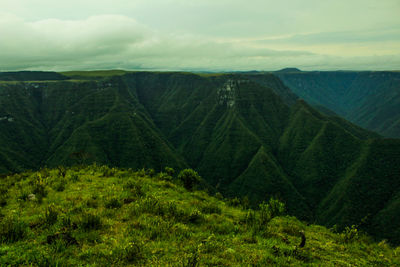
[1,71,400,244]
[0,71,69,81]
[275,70,400,138]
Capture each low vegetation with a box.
[1,165,399,266]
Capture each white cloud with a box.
[0,0,399,71]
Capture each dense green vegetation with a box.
[1,71,400,245]
[0,71,68,81]
[1,166,399,266]
[275,70,400,138]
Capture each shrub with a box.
[341,225,359,243]
[157,172,173,182]
[178,169,201,191]
[140,196,165,216]
[32,175,48,200]
[0,194,7,207]
[123,179,144,198]
[164,167,175,176]
[80,213,102,231]
[241,209,257,226]
[105,197,123,209]
[86,197,99,208]
[214,192,223,200]
[100,165,115,177]
[183,246,200,267]
[121,241,144,263]
[146,168,155,177]
[57,166,67,178]
[228,197,241,207]
[186,209,204,224]
[70,174,79,182]
[259,197,285,225]
[18,189,31,202]
[0,216,28,243]
[44,204,59,225]
[52,178,66,192]
[110,240,144,264]
[200,202,222,214]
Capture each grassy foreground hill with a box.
[1,166,399,266]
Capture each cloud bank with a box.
[1,0,399,71]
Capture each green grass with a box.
[0,165,399,266]
[60,70,131,78]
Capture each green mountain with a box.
[1,166,399,266]
[275,71,400,138]
[0,71,400,244]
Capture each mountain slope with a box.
[275,71,400,137]
[1,71,400,244]
[0,79,186,172]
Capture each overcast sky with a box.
[1,0,399,71]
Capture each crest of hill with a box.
[275,68,302,73]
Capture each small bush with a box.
[105,197,123,209]
[259,198,285,225]
[121,241,144,263]
[53,181,66,192]
[86,197,99,208]
[187,209,204,224]
[228,197,241,207]
[32,175,48,200]
[146,168,155,177]
[123,179,144,197]
[39,168,50,179]
[57,166,67,178]
[157,172,173,182]
[241,209,257,226]
[0,194,7,207]
[0,216,28,243]
[341,225,359,243]
[44,204,59,225]
[100,165,115,177]
[110,241,145,264]
[200,202,222,214]
[164,167,175,176]
[17,189,31,202]
[183,246,200,267]
[80,213,102,231]
[214,192,223,200]
[178,169,201,191]
[140,196,165,216]
[70,174,79,182]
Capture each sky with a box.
[1,0,399,71]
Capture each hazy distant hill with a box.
[0,71,68,81]
[275,71,400,138]
[0,71,399,244]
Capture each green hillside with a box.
[0,71,400,245]
[275,71,400,138]
[1,166,399,266]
